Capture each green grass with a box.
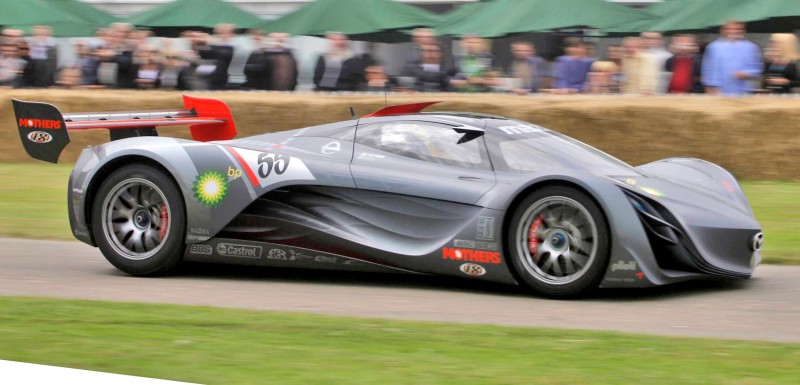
[0,163,797,263]
[0,297,797,385]
[741,182,800,264]
[0,163,74,241]
[0,169,798,383]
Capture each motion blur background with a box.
[0,0,794,90]
[1,2,799,384]
[2,0,800,180]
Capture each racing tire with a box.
[91,164,186,276]
[508,186,610,297]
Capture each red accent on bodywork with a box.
[226,146,260,188]
[183,95,237,142]
[362,101,440,118]
[721,180,735,193]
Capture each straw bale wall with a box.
[1,90,797,180]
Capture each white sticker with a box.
[321,141,341,155]
[459,263,486,277]
[27,131,53,143]
[228,147,315,188]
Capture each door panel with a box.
[351,121,495,204]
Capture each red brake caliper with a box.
[159,205,169,240]
[528,216,544,258]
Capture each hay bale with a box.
[1,90,798,179]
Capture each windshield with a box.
[486,121,643,176]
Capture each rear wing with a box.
[13,95,236,163]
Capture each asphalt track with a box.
[1,237,798,343]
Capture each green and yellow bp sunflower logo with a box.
[193,170,228,207]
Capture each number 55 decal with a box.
[226,147,314,189]
[258,153,290,178]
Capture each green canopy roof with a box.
[127,0,264,29]
[432,0,490,32]
[40,0,118,26]
[0,0,105,37]
[258,0,441,42]
[614,0,800,33]
[437,0,654,37]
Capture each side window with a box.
[356,121,488,170]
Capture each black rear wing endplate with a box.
[11,96,236,163]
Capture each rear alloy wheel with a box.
[92,164,186,276]
[508,186,609,297]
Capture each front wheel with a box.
[92,164,186,276]
[508,186,610,297]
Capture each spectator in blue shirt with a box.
[701,20,763,95]
[551,37,594,94]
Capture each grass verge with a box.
[0,163,797,263]
[741,181,799,264]
[0,163,74,240]
[1,297,798,385]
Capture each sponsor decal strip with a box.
[27,131,53,143]
[460,263,486,277]
[442,247,501,265]
[193,171,228,207]
[187,239,419,273]
[20,118,62,129]
[225,146,260,188]
[217,242,262,258]
[611,260,637,272]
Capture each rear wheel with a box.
[508,186,609,297]
[92,164,185,276]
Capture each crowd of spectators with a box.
[1,21,799,96]
[0,22,299,91]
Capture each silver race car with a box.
[13,97,763,297]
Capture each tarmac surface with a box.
[1,237,798,343]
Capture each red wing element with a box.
[183,95,237,142]
[362,101,441,118]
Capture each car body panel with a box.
[54,106,761,290]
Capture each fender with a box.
[477,171,703,288]
[638,157,753,216]
[69,137,320,246]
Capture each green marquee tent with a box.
[614,0,800,33]
[1,0,109,37]
[41,0,118,27]
[127,0,264,30]
[258,0,441,42]
[431,0,490,33]
[437,0,654,37]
